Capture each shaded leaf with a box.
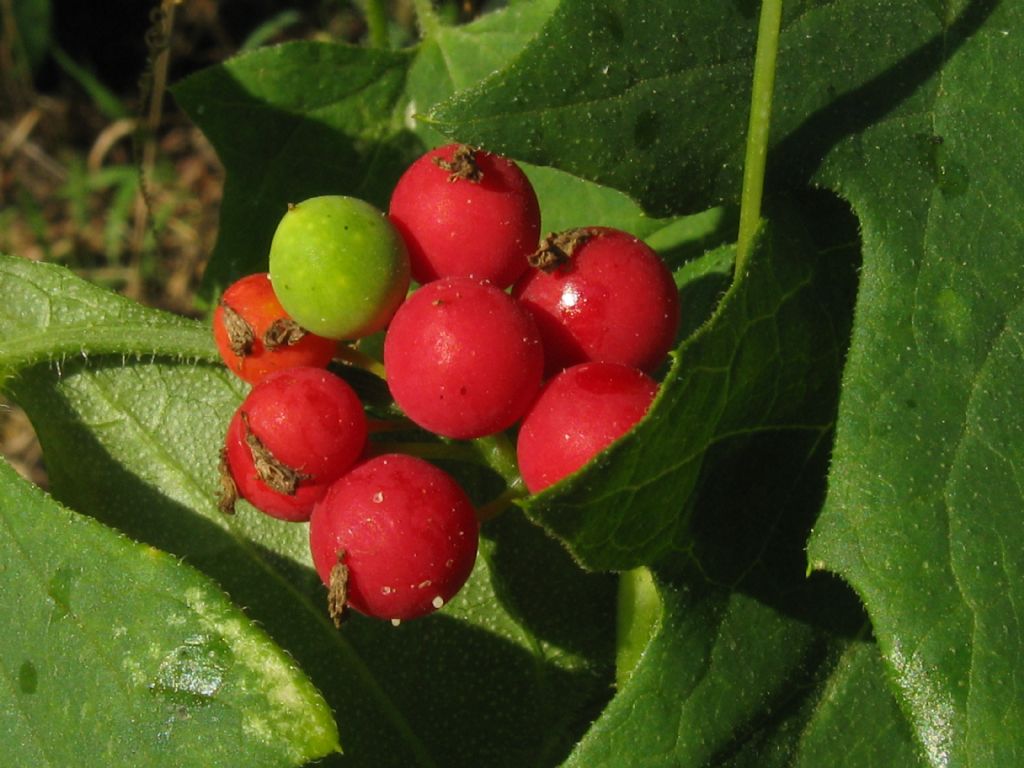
[174,2,556,299]
[561,372,922,767]
[171,42,415,298]
[174,2,689,300]
[790,641,927,768]
[566,579,924,768]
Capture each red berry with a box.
[309,454,479,622]
[388,143,541,288]
[383,276,544,439]
[516,362,657,494]
[512,227,680,375]
[213,273,336,384]
[223,367,367,521]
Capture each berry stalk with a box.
[364,440,481,465]
[736,0,783,274]
[335,344,388,380]
[411,0,441,39]
[362,0,390,49]
[471,432,522,489]
[477,485,527,524]
[366,432,523,492]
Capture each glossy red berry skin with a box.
[309,454,479,621]
[213,273,337,384]
[516,362,657,494]
[224,367,367,521]
[512,227,680,375]
[388,143,541,288]
[383,276,544,439]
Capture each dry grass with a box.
[1,106,224,313]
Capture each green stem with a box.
[411,0,441,39]
[735,0,783,274]
[470,432,522,488]
[0,323,219,375]
[362,0,390,49]
[368,429,526,522]
[366,416,418,434]
[477,485,527,524]
[366,439,480,463]
[335,344,387,380]
[615,567,662,688]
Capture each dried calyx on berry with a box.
[528,228,599,271]
[513,226,681,375]
[389,143,541,288]
[432,143,483,182]
[213,272,336,385]
[221,367,367,522]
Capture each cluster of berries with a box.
[213,143,680,625]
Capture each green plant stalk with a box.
[374,431,524,495]
[411,0,441,39]
[238,10,303,52]
[364,431,527,521]
[471,431,522,489]
[735,0,783,273]
[615,567,662,688]
[0,324,219,377]
[365,440,480,464]
[364,431,520,485]
[362,0,390,49]
[477,485,527,524]
[335,344,388,380]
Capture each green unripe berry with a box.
[269,196,411,340]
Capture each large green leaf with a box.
[8,0,1019,764]
[171,42,415,298]
[0,457,337,766]
[431,0,1021,763]
[428,0,981,217]
[429,0,758,214]
[568,584,926,768]
[0,256,615,767]
[807,2,1024,765]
